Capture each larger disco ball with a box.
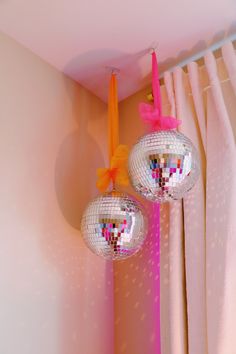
[81,190,147,260]
[128,130,200,202]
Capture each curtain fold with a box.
[174,65,207,354]
[188,62,207,153]
[163,71,188,354]
[222,42,236,95]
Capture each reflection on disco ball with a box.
[81,190,147,260]
[128,130,200,202]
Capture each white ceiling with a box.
[0,0,236,101]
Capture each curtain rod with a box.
[159,32,236,79]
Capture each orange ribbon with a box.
[96,73,129,193]
[108,73,119,161]
[96,145,129,193]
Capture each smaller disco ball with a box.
[81,190,147,260]
[128,130,200,202]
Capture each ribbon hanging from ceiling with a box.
[149,51,162,354]
[139,52,181,131]
[96,73,129,193]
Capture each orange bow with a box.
[96,145,129,192]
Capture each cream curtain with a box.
[161,40,236,354]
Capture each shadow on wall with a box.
[54,75,107,229]
[54,46,147,229]
[39,74,114,354]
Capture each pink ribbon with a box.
[139,52,181,131]
[139,52,181,353]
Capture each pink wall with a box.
[0,32,114,354]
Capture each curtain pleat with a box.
[164,71,176,117]
[173,66,207,354]
[163,70,188,354]
[188,62,207,153]
[222,42,236,95]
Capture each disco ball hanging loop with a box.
[128,51,200,202]
[81,72,147,260]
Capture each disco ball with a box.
[128,130,200,202]
[81,190,147,260]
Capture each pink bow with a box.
[139,102,181,131]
